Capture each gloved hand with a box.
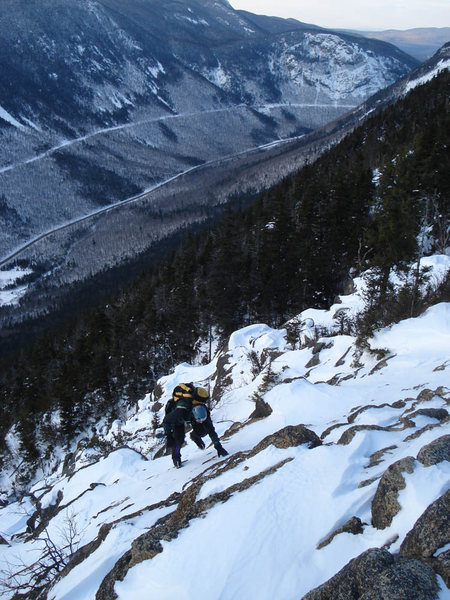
[214,442,228,457]
[171,445,182,468]
[190,432,205,450]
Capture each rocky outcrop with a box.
[371,456,416,529]
[400,490,450,560]
[416,434,450,466]
[347,403,401,424]
[302,548,439,600]
[366,445,397,468]
[317,516,364,549]
[338,425,390,446]
[26,490,64,538]
[248,397,273,419]
[211,352,233,404]
[251,424,322,453]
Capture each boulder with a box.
[338,425,388,446]
[252,424,322,453]
[417,435,450,466]
[317,516,364,549]
[433,549,450,588]
[360,557,439,600]
[371,456,416,529]
[248,397,273,419]
[400,490,450,559]
[302,548,439,600]
[302,548,394,599]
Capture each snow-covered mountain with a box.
[1,255,448,599]
[0,0,417,262]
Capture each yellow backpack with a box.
[193,386,209,405]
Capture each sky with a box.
[229,0,450,31]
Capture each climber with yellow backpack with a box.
[163,383,228,467]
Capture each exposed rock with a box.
[403,418,450,442]
[398,415,417,428]
[327,374,342,385]
[222,398,273,440]
[366,445,397,468]
[433,549,450,588]
[302,548,394,599]
[62,452,76,478]
[211,352,233,404]
[305,342,334,368]
[360,557,439,600]
[371,456,416,529]
[152,384,164,402]
[400,490,450,559]
[358,476,380,489]
[317,516,364,549]
[312,342,332,355]
[416,389,437,402]
[337,425,389,446]
[335,347,352,367]
[302,548,439,600]
[251,424,322,453]
[348,403,396,424]
[248,397,273,419]
[305,353,321,368]
[222,421,246,440]
[392,400,408,409]
[369,357,392,375]
[416,435,450,466]
[409,408,448,422]
[320,422,347,440]
[433,361,449,371]
[151,401,163,413]
[0,533,9,545]
[26,489,64,537]
[382,533,399,549]
[58,523,113,580]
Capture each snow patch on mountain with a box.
[404,58,450,93]
[0,266,32,306]
[0,105,24,130]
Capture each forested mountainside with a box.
[0,0,418,308]
[1,45,447,361]
[0,68,448,488]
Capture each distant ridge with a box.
[347,27,450,61]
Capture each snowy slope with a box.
[0,256,449,599]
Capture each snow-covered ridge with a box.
[0,256,449,599]
[404,57,450,93]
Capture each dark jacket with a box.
[163,383,219,446]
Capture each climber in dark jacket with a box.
[163,383,228,467]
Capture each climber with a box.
[163,383,228,467]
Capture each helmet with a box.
[192,404,207,423]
